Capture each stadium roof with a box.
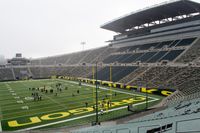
[101,0,200,33]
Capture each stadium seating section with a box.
[103,38,196,64]
[0,37,199,94]
[73,97,200,133]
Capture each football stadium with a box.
[1,0,200,132]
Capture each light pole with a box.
[95,61,99,125]
[81,42,86,51]
[145,80,148,110]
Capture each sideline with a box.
[17,98,158,132]
[63,80,159,101]
[0,121,2,132]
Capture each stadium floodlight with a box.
[81,42,86,51]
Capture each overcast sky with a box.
[0,0,199,59]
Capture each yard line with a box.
[39,91,68,110]
[0,121,1,132]
[2,80,111,120]
[2,82,105,120]
[0,107,2,120]
[2,91,132,120]
[0,97,2,115]
[1,82,17,120]
[2,91,95,110]
[17,98,158,132]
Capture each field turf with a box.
[0,79,162,131]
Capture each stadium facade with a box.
[1,0,200,132]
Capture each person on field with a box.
[85,102,88,107]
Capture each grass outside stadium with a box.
[0,78,164,131]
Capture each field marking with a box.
[63,80,159,101]
[20,81,68,110]
[0,120,2,132]
[97,86,157,100]
[1,79,160,131]
[1,81,118,120]
[1,80,157,112]
[39,91,68,110]
[0,82,17,120]
[1,82,111,120]
[2,93,133,121]
[0,106,2,120]
[1,80,75,110]
[17,98,158,132]
[2,92,134,121]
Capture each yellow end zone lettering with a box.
[141,88,158,94]
[41,112,70,120]
[8,117,41,127]
[7,97,145,128]
[68,107,94,115]
[161,90,173,96]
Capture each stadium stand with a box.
[30,46,116,66]
[13,67,31,80]
[103,37,196,64]
[79,47,107,64]
[176,37,200,63]
[0,67,14,81]
[1,0,200,132]
[128,66,187,88]
[119,66,148,84]
[70,0,200,132]
[29,66,90,79]
[89,66,138,82]
[1,0,199,96]
[73,97,200,133]
[168,66,200,95]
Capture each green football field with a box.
[0,79,162,131]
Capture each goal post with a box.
[92,65,96,104]
[109,65,112,101]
